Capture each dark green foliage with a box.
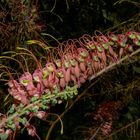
[0,0,140,140]
[39,0,139,41]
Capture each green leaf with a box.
[53,86,59,96]
[41,104,47,110]
[97,46,102,52]
[136,41,140,46]
[20,118,27,125]
[30,96,38,102]
[31,106,39,113]
[93,56,99,62]
[7,119,13,125]
[8,105,15,114]
[65,86,71,91]
[41,98,48,104]
[130,34,136,39]
[19,103,24,108]
[47,91,51,96]
[0,133,8,140]
[26,40,37,45]
[7,123,16,130]
[51,98,57,106]
[91,45,96,49]
[109,41,114,46]
[120,42,126,47]
[102,43,109,50]
[74,91,78,95]
[63,95,68,100]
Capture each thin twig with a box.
[89,48,140,81]
[45,48,140,140]
[0,90,74,127]
[89,123,103,140]
[45,78,101,140]
[105,118,140,140]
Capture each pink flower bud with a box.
[36,111,46,119]
[5,129,12,135]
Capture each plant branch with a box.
[45,78,101,140]
[45,48,140,140]
[89,48,140,81]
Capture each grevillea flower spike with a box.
[2,31,140,140]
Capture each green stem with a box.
[0,88,77,128]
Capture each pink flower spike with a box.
[19,72,32,87]
[19,72,38,97]
[77,47,89,58]
[33,69,44,94]
[46,62,56,72]
[20,95,29,105]
[55,59,62,68]
[99,35,109,42]
[8,79,29,104]
[127,31,137,39]
[8,80,22,91]
[33,69,42,83]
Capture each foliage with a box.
[0,0,43,54]
[0,0,140,140]
[39,0,140,39]
[0,30,140,139]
